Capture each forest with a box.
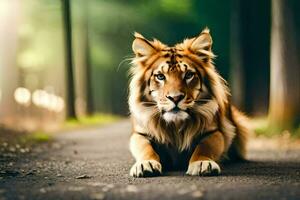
[0,0,299,135]
[0,1,300,200]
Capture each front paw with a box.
[130,160,162,178]
[186,160,221,176]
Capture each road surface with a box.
[0,120,300,200]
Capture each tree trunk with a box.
[0,1,21,125]
[230,0,271,115]
[269,0,300,131]
[62,0,77,119]
[83,0,94,115]
[230,0,244,109]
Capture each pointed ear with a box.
[190,28,215,61]
[132,32,156,57]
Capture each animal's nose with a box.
[166,94,185,104]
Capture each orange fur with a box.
[189,131,225,163]
[128,28,251,177]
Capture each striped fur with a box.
[128,28,252,177]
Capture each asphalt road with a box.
[0,120,300,200]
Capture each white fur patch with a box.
[130,160,162,177]
[163,111,189,122]
[186,160,221,176]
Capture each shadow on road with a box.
[222,159,300,178]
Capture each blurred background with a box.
[0,0,299,136]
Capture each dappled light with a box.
[14,87,31,106]
[31,89,65,113]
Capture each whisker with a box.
[194,99,211,103]
[141,101,157,106]
[159,103,170,105]
[117,56,133,72]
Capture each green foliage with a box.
[14,131,52,146]
[27,131,52,143]
[159,0,192,16]
[70,0,232,115]
[18,0,64,71]
[252,117,300,138]
[295,126,300,138]
[11,0,232,116]
[252,117,269,136]
[64,113,121,129]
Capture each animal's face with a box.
[130,28,225,123]
[148,52,203,122]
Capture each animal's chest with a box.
[151,141,194,171]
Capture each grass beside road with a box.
[64,113,122,129]
[251,117,300,138]
[0,113,122,155]
[0,127,50,156]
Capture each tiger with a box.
[128,28,251,177]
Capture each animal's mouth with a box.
[162,106,189,122]
[169,106,181,113]
[162,106,186,114]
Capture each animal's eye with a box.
[184,71,194,80]
[155,74,166,81]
